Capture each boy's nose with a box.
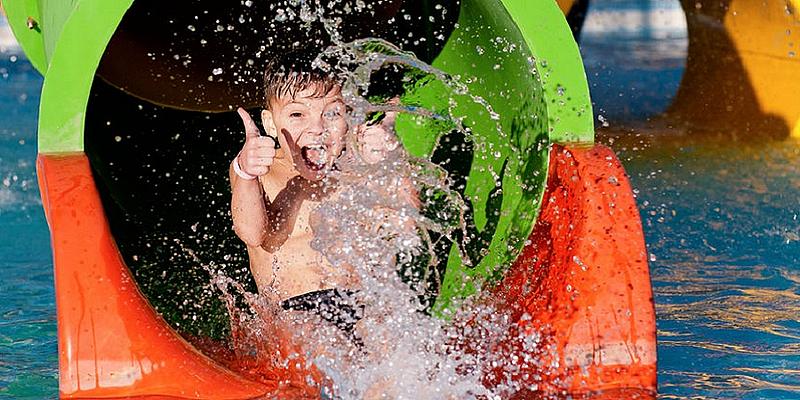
[305,117,325,136]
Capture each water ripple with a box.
[658,371,800,398]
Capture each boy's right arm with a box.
[230,107,277,248]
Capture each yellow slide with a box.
[671,0,800,139]
[566,0,800,139]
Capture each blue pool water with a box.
[628,138,800,399]
[0,18,56,399]
[581,1,800,398]
[1,2,799,398]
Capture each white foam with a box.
[0,187,17,208]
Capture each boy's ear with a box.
[261,110,277,136]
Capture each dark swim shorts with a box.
[281,289,364,336]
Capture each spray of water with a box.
[207,1,558,398]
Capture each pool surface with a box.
[2,2,799,398]
[0,16,56,399]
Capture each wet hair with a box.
[263,48,340,109]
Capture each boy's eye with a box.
[289,112,303,118]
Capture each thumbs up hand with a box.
[236,107,278,177]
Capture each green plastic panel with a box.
[35,0,133,153]
[3,0,47,73]
[423,0,594,311]
[16,0,593,310]
[502,0,595,144]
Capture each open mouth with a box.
[300,144,328,171]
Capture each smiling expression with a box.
[262,85,349,181]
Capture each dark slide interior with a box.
[85,0,460,340]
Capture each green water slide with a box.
[5,1,665,398]
[5,0,592,324]
[4,0,591,150]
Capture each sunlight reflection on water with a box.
[612,136,800,399]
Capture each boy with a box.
[229,49,399,333]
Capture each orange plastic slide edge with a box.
[37,153,273,399]
[491,143,657,396]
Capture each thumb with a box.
[237,107,261,139]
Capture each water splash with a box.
[198,2,554,397]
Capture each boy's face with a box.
[262,84,348,181]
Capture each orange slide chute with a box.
[38,154,272,399]
[493,144,657,397]
[38,144,655,398]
